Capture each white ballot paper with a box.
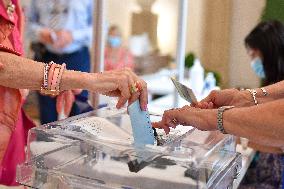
[170,77,198,104]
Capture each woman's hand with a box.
[38,28,53,45]
[53,30,73,49]
[152,106,217,134]
[56,90,82,117]
[194,89,253,109]
[90,68,148,110]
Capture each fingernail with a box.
[143,104,148,111]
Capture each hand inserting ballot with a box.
[152,106,218,134]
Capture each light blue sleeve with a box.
[25,0,43,42]
[71,0,93,48]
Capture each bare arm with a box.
[153,99,284,149]
[224,99,284,148]
[255,81,284,103]
[0,51,148,109]
[195,80,284,109]
[0,51,90,90]
[0,52,42,89]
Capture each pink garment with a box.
[0,0,35,186]
[0,109,34,186]
[104,47,134,71]
[0,0,23,54]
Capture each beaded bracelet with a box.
[56,63,66,92]
[42,63,50,89]
[40,62,66,96]
[48,62,56,89]
[40,63,51,94]
[50,65,61,96]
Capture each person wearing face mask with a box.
[249,56,265,79]
[237,20,284,189]
[153,20,284,189]
[246,20,284,85]
[104,25,134,71]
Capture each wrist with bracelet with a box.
[217,87,269,134]
[40,61,66,97]
[245,87,268,106]
[217,106,234,134]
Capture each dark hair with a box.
[108,25,121,36]
[245,20,284,85]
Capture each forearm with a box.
[0,52,43,89]
[224,99,284,148]
[255,80,284,103]
[0,51,97,91]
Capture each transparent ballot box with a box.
[17,107,241,189]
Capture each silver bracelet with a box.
[246,89,258,105]
[217,106,235,134]
[43,63,50,89]
[260,87,268,96]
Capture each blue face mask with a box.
[250,57,265,78]
[108,36,121,48]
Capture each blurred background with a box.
[18,0,284,123]
[2,1,284,188]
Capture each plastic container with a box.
[17,107,241,189]
[202,72,216,96]
[189,58,204,96]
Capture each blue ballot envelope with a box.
[128,100,155,146]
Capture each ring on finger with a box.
[171,118,178,124]
[130,81,143,94]
[130,84,138,94]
